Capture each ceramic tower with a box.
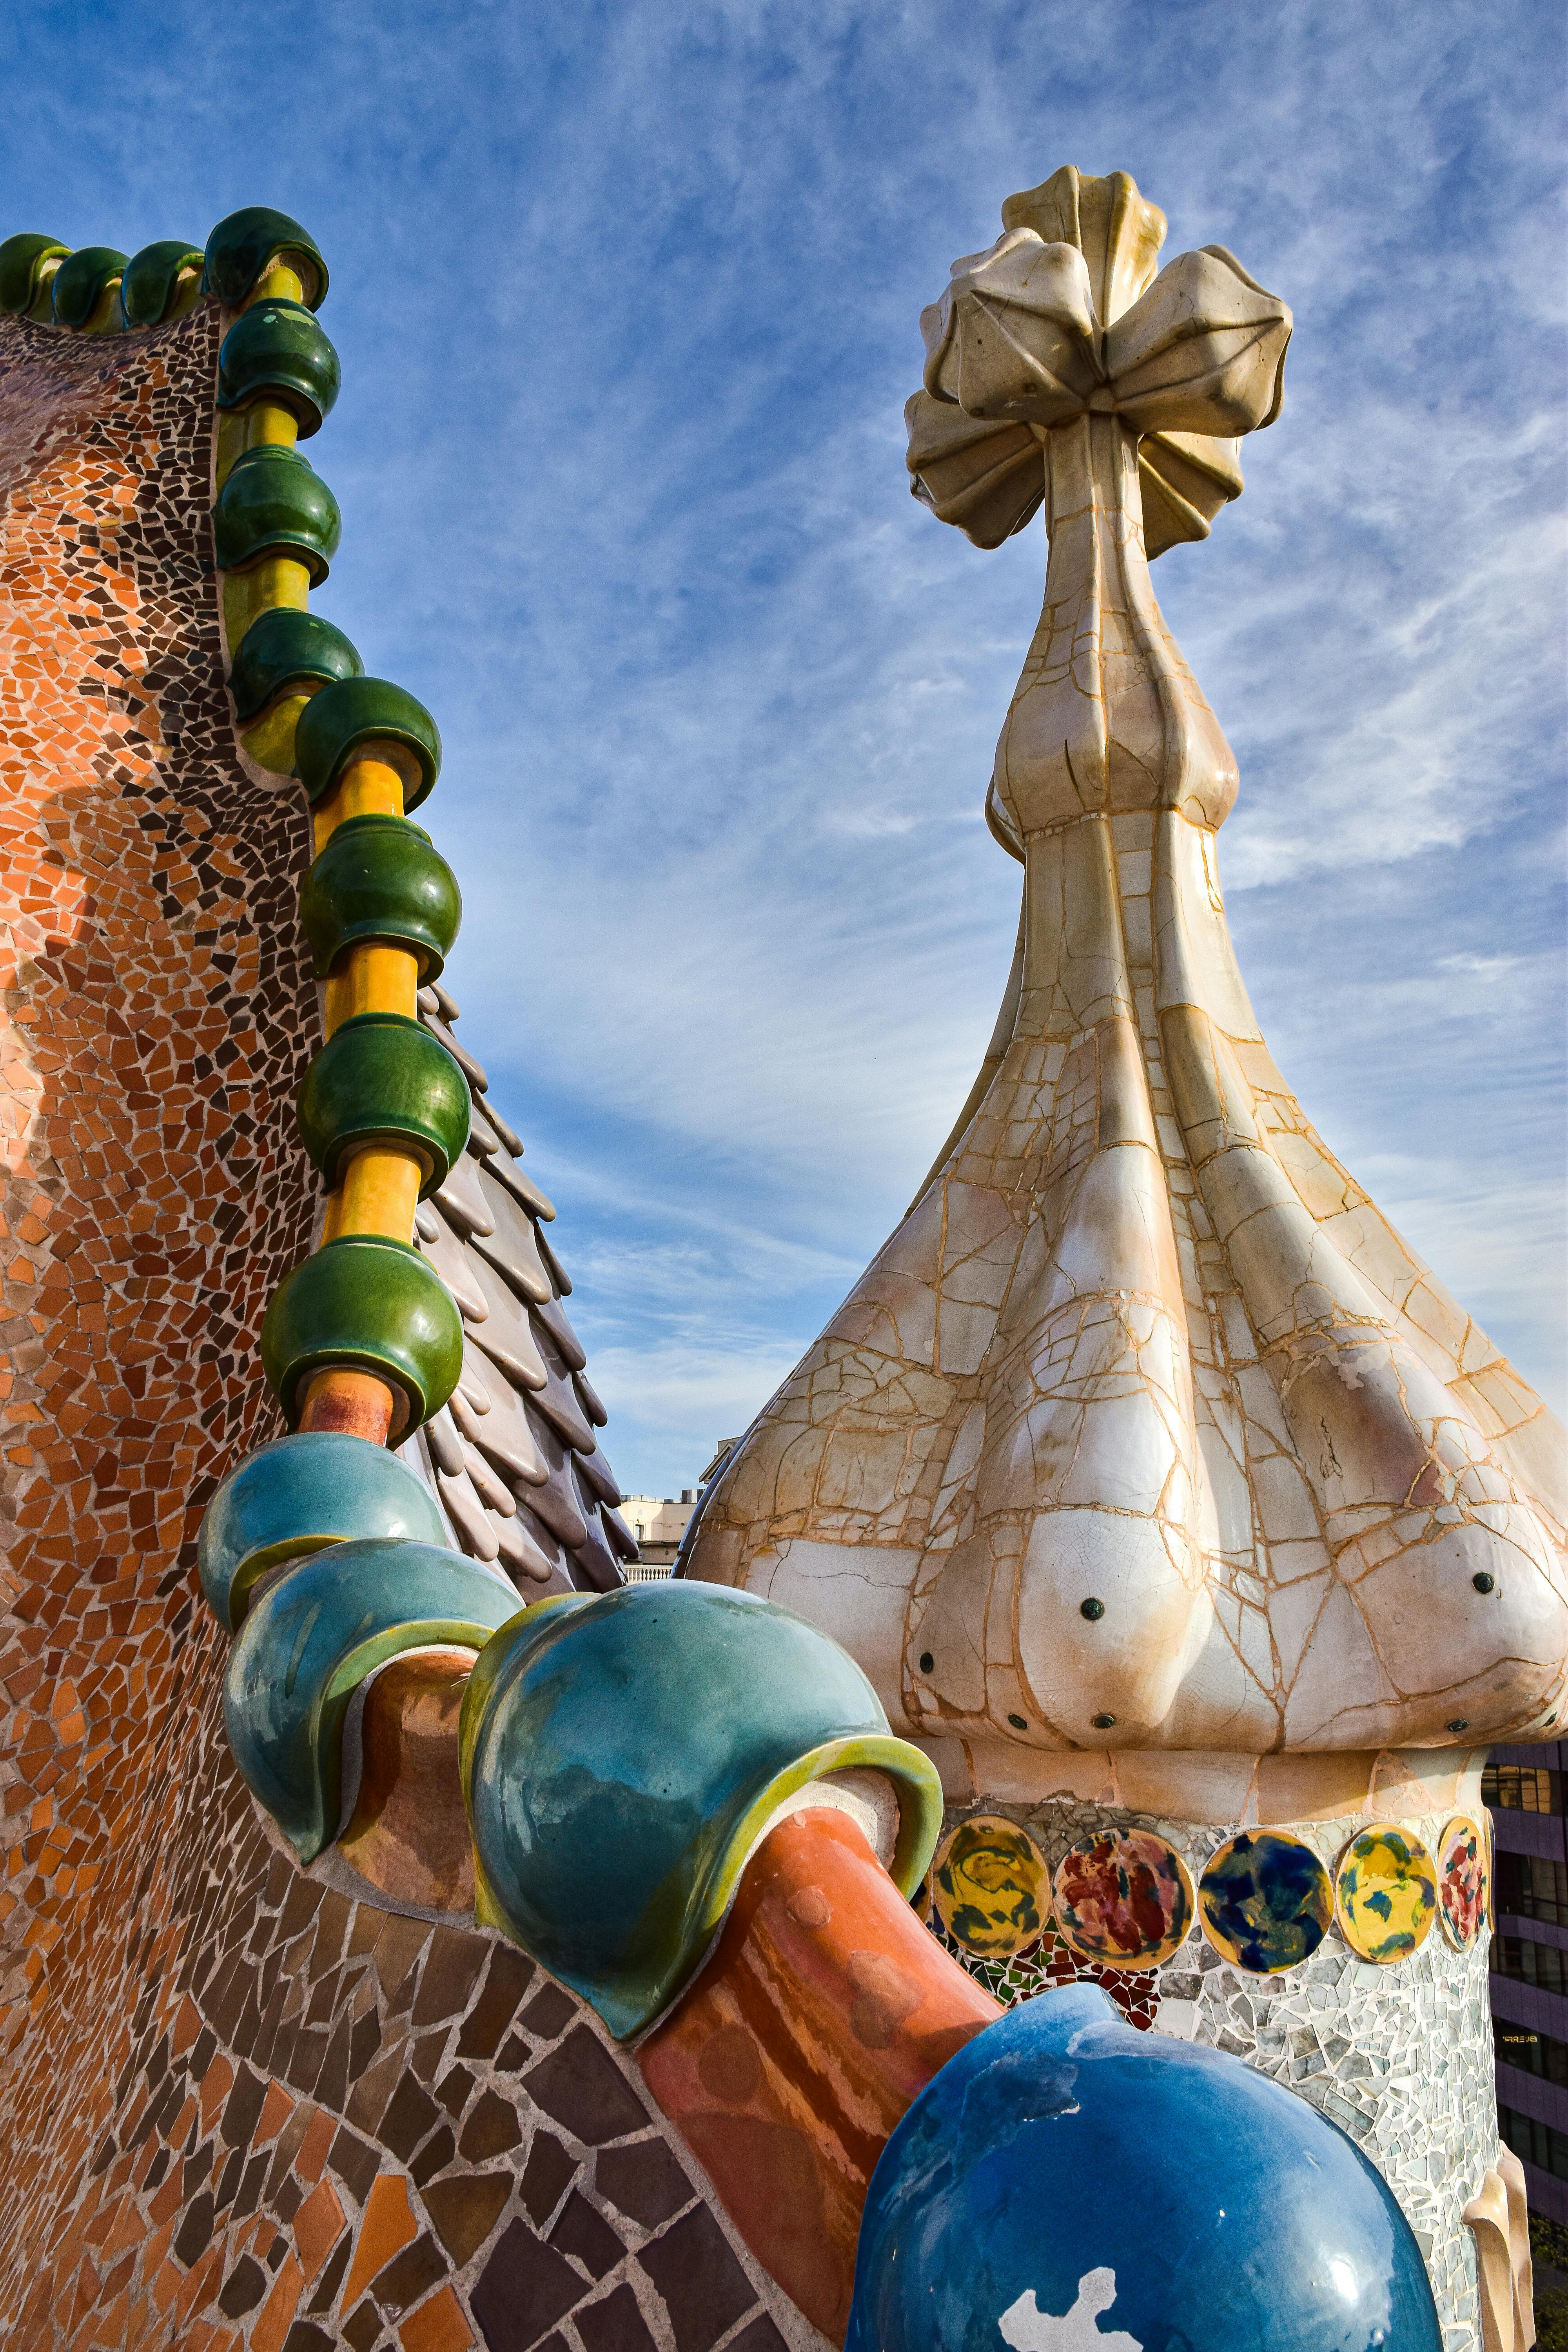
[683,164,1568,2342]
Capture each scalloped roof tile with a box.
[402,983,635,1598]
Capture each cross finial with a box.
[906,165,1290,558]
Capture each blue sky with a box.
[3,0,1564,1496]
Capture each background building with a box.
[619,1490,698,1574]
[621,1442,739,1575]
[1490,1739,1568,2223]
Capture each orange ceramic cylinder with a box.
[296,1365,396,1445]
[638,1805,1000,2343]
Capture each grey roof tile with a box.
[419,1217,489,1322]
[466,1256,548,1391]
[424,1011,490,1095]
[406,997,635,1599]
[437,1465,502,1562]
[470,1169,552,1304]
[449,1365,548,1491]
[431,1151,495,1238]
[534,1292,586,1372]
[484,1151,556,1224]
[574,1446,621,1509]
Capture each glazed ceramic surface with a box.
[846,1982,1442,2352]
[295,675,442,812]
[1336,1828,1439,1965]
[196,1428,447,1631]
[1052,1828,1193,1967]
[1436,1816,1489,1952]
[1197,1829,1334,1975]
[227,604,362,720]
[260,1230,465,1433]
[641,1806,1000,2342]
[223,1536,520,1862]
[461,1581,943,2038]
[211,443,340,580]
[930,1814,1049,1957]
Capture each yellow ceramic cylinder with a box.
[251,552,311,611]
[312,755,408,852]
[323,944,420,1040]
[336,1148,423,1245]
[215,412,249,494]
[222,554,310,654]
[247,402,298,450]
[250,261,305,307]
[239,690,313,778]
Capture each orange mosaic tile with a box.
[399,2285,475,2351]
[342,2174,419,2310]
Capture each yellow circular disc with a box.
[929,1813,1049,1958]
[1053,1828,1196,1969]
[1334,1827,1438,1964]
[1435,1815,1489,1952]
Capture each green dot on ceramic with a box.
[51,247,129,329]
[260,1232,464,1435]
[120,240,203,328]
[212,444,341,582]
[218,298,340,436]
[1081,1596,1105,1620]
[0,233,69,316]
[301,815,461,981]
[229,607,363,725]
[294,676,442,813]
[203,206,328,310]
[1093,1712,1116,1729]
[296,1011,471,1195]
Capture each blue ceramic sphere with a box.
[847,1984,1440,2352]
[197,1430,448,1632]
[463,1581,942,2038]
[225,1537,521,1862]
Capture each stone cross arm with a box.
[906,165,1291,557]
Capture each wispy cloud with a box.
[4,0,1561,1485]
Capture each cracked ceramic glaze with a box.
[685,165,1568,1788]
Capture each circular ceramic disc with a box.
[1435,1815,1489,1951]
[1053,1828,1195,1968]
[929,1814,1049,1958]
[1334,1828,1438,1964]
[1196,1829,1333,1974]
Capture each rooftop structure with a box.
[0,167,1557,2352]
[619,1492,697,1571]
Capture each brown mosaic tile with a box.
[637,2207,756,2352]
[574,2284,659,2352]
[469,2220,587,2352]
